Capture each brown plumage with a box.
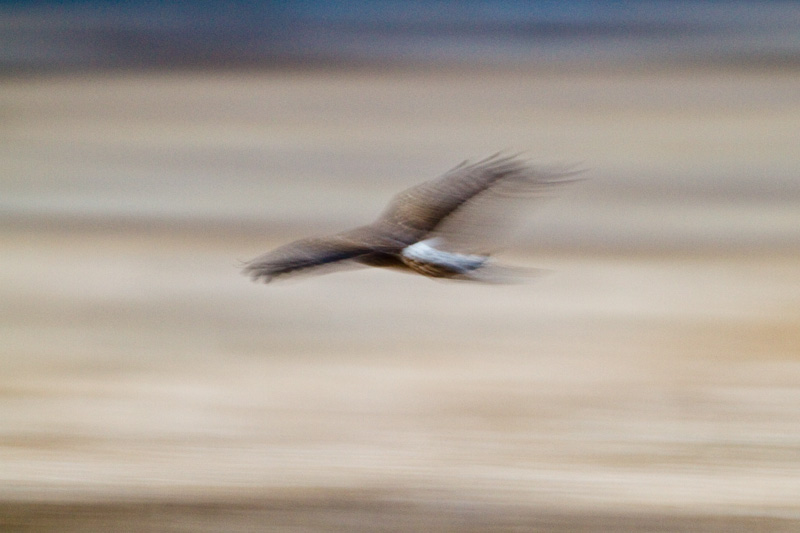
[244,154,581,283]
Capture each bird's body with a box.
[244,155,580,283]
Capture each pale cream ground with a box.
[1,68,799,531]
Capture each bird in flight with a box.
[244,154,581,284]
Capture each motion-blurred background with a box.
[2,2,799,531]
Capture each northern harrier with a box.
[244,154,581,283]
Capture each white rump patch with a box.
[401,239,487,273]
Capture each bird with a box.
[243,154,582,284]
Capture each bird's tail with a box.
[454,262,551,284]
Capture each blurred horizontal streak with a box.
[2,497,800,533]
[1,196,799,255]
[1,1,800,74]
[2,67,799,257]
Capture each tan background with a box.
[2,66,799,531]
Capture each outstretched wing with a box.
[431,163,584,254]
[243,227,400,283]
[376,154,583,253]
